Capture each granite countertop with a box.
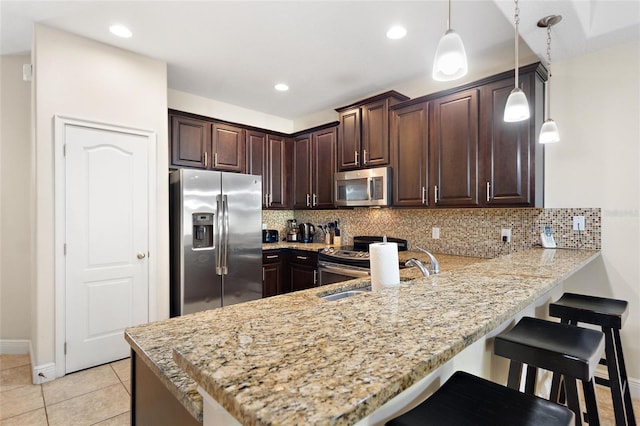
[125,249,599,425]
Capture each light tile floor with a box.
[1,354,130,425]
[1,353,639,425]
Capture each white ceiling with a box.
[1,1,638,120]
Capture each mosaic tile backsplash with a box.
[262,208,601,259]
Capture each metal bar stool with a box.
[550,293,636,426]
[385,371,575,426]
[494,316,605,426]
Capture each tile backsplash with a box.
[263,208,601,259]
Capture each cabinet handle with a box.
[354,150,359,166]
[268,193,272,207]
[312,193,317,207]
[434,185,439,204]
[213,152,218,167]
[421,186,426,205]
[264,194,269,207]
[203,152,208,168]
[266,255,279,259]
[262,267,265,282]
[306,193,311,207]
[296,255,308,260]
[313,270,318,285]
[486,182,491,202]
[363,149,368,165]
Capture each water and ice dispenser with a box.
[192,213,214,249]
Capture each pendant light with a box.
[504,0,530,122]
[538,15,562,144]
[432,0,468,81]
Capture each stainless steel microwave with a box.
[334,167,391,207]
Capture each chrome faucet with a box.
[415,246,440,275]
[405,258,430,277]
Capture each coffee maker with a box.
[286,219,299,242]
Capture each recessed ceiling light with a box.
[274,83,289,92]
[386,26,407,40]
[109,24,132,38]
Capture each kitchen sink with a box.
[320,286,371,301]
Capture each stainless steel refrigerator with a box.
[170,169,262,316]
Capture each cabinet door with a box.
[337,108,361,171]
[362,99,390,167]
[246,130,267,206]
[391,102,430,207]
[312,127,336,208]
[266,135,290,209]
[290,263,316,292]
[170,115,211,169]
[480,75,536,206]
[262,263,282,297]
[212,123,245,173]
[292,135,312,209]
[430,88,480,207]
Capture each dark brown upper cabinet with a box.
[246,131,291,209]
[479,72,543,207]
[336,91,409,171]
[292,124,337,209]
[170,114,211,169]
[170,111,246,173]
[212,123,245,173]
[390,102,430,207]
[390,62,545,208]
[430,88,480,207]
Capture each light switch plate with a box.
[432,227,440,239]
[501,228,511,242]
[573,216,585,231]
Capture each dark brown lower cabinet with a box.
[288,250,318,292]
[262,251,284,297]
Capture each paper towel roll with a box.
[369,242,400,291]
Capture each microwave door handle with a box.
[368,177,373,201]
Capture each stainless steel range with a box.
[317,236,408,285]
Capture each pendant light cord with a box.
[447,0,452,31]
[545,25,552,119]
[514,0,520,88]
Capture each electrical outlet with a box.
[432,227,440,239]
[573,216,585,231]
[501,228,512,243]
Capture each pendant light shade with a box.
[538,15,562,144]
[433,29,468,81]
[504,0,529,122]
[432,0,467,81]
[504,88,530,122]
[539,119,560,144]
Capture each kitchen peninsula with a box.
[125,248,600,425]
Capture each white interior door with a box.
[64,123,149,373]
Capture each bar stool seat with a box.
[550,293,636,426]
[385,371,575,426]
[494,316,605,426]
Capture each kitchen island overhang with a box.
[126,248,600,425]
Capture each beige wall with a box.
[0,55,32,341]
[31,25,169,370]
[545,41,640,382]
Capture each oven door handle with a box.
[318,262,370,278]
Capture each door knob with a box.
[137,253,146,259]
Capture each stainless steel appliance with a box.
[170,169,262,316]
[317,236,407,285]
[286,219,299,242]
[262,229,279,243]
[300,223,316,243]
[334,167,392,207]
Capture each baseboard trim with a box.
[629,376,640,399]
[32,362,56,384]
[0,339,30,354]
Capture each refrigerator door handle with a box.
[222,194,229,275]
[216,194,224,275]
